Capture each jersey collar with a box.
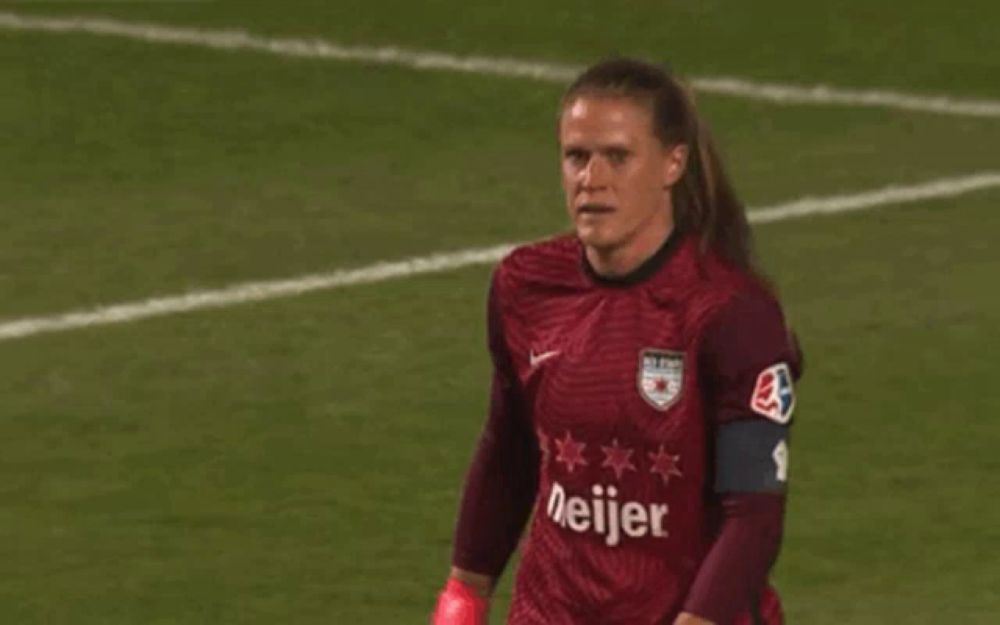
[581,228,682,287]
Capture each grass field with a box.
[2,2,999,623]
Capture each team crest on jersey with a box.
[750,362,796,423]
[638,349,684,410]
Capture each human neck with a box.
[585,219,674,279]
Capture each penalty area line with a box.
[1,171,999,343]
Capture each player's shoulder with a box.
[694,249,803,377]
[492,232,585,297]
[668,237,780,321]
[715,269,782,319]
[501,231,580,273]
[702,244,779,301]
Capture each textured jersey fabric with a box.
[452,230,801,624]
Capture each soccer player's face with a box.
[559,96,685,256]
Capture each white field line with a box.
[2,12,1000,119]
[749,171,1000,223]
[1,172,999,343]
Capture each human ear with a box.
[663,144,689,188]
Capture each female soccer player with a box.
[431,57,800,625]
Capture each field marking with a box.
[749,172,1000,223]
[2,12,1000,119]
[1,171,999,343]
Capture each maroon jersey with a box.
[453,231,800,624]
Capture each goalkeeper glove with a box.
[430,577,489,625]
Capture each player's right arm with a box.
[431,270,539,624]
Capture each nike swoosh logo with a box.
[529,350,560,367]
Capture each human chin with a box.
[575,218,619,249]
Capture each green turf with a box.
[1,2,999,623]
[9,0,1000,97]
[761,195,1000,624]
[2,29,999,317]
[1,196,999,623]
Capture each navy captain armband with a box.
[714,418,789,494]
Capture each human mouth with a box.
[576,202,615,216]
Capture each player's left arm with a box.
[679,289,802,625]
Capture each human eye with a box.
[606,148,630,166]
[564,148,589,166]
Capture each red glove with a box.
[430,577,489,625]
[734,585,783,625]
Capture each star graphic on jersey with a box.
[536,428,550,462]
[554,430,588,473]
[648,444,683,485]
[653,377,668,393]
[600,439,637,480]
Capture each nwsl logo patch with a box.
[750,363,795,424]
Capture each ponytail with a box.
[673,98,754,271]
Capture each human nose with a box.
[581,155,610,189]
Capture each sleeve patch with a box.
[772,440,789,483]
[749,362,796,424]
[715,419,789,494]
